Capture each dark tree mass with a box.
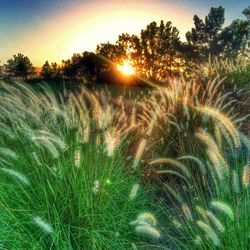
[2,6,250,85]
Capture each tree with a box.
[95,43,122,84]
[40,61,62,81]
[186,6,225,61]
[40,61,53,80]
[243,6,250,20]
[242,6,250,56]
[61,52,104,83]
[0,64,3,78]
[138,21,183,80]
[50,62,62,80]
[81,52,103,83]
[218,19,250,58]
[5,53,35,79]
[62,59,76,78]
[96,21,183,82]
[213,6,250,59]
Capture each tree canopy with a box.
[3,5,249,86]
[5,53,35,79]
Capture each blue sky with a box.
[0,0,249,66]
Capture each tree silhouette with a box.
[6,53,35,79]
[0,64,3,78]
[40,61,53,80]
[139,21,182,79]
[243,6,250,20]
[96,21,183,83]
[218,19,250,58]
[41,5,250,86]
[186,6,225,61]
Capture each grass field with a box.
[0,58,250,249]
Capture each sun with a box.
[117,60,135,76]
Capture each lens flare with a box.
[117,60,135,76]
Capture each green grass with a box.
[0,81,164,249]
[0,58,249,250]
[0,139,158,249]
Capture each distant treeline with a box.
[1,6,249,86]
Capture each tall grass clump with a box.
[0,58,249,250]
[126,67,250,248]
[140,126,250,249]
[0,81,162,249]
[134,75,243,169]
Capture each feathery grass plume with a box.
[197,220,220,246]
[0,148,18,161]
[181,203,193,221]
[146,102,161,136]
[74,149,81,168]
[146,114,157,137]
[232,170,240,193]
[0,122,15,140]
[32,152,42,166]
[196,206,209,223]
[172,218,182,229]
[216,124,235,152]
[130,106,137,127]
[242,165,250,188]
[206,150,224,180]
[33,130,66,151]
[183,96,190,121]
[156,170,188,182]
[104,131,119,157]
[214,125,222,148]
[206,210,225,233]
[168,120,181,132]
[196,130,229,178]
[32,136,59,159]
[149,158,191,179]
[1,168,30,185]
[131,212,157,227]
[178,155,207,175]
[194,235,202,245]
[129,184,139,201]
[82,123,90,143]
[131,243,138,250]
[135,225,161,239]
[164,183,183,203]
[211,201,234,221]
[51,166,62,179]
[240,133,250,152]
[137,213,157,226]
[132,138,147,169]
[33,217,53,235]
[96,135,101,145]
[195,106,240,148]
[92,180,100,195]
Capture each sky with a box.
[0,0,249,66]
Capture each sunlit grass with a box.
[0,57,249,249]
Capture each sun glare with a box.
[117,60,135,76]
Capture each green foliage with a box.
[243,6,250,20]
[97,21,183,82]
[5,53,35,79]
[32,5,250,86]
[218,19,250,59]
[62,52,103,83]
[184,6,250,64]
[40,60,53,80]
[185,6,225,60]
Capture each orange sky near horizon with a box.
[1,0,247,67]
[1,0,195,66]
